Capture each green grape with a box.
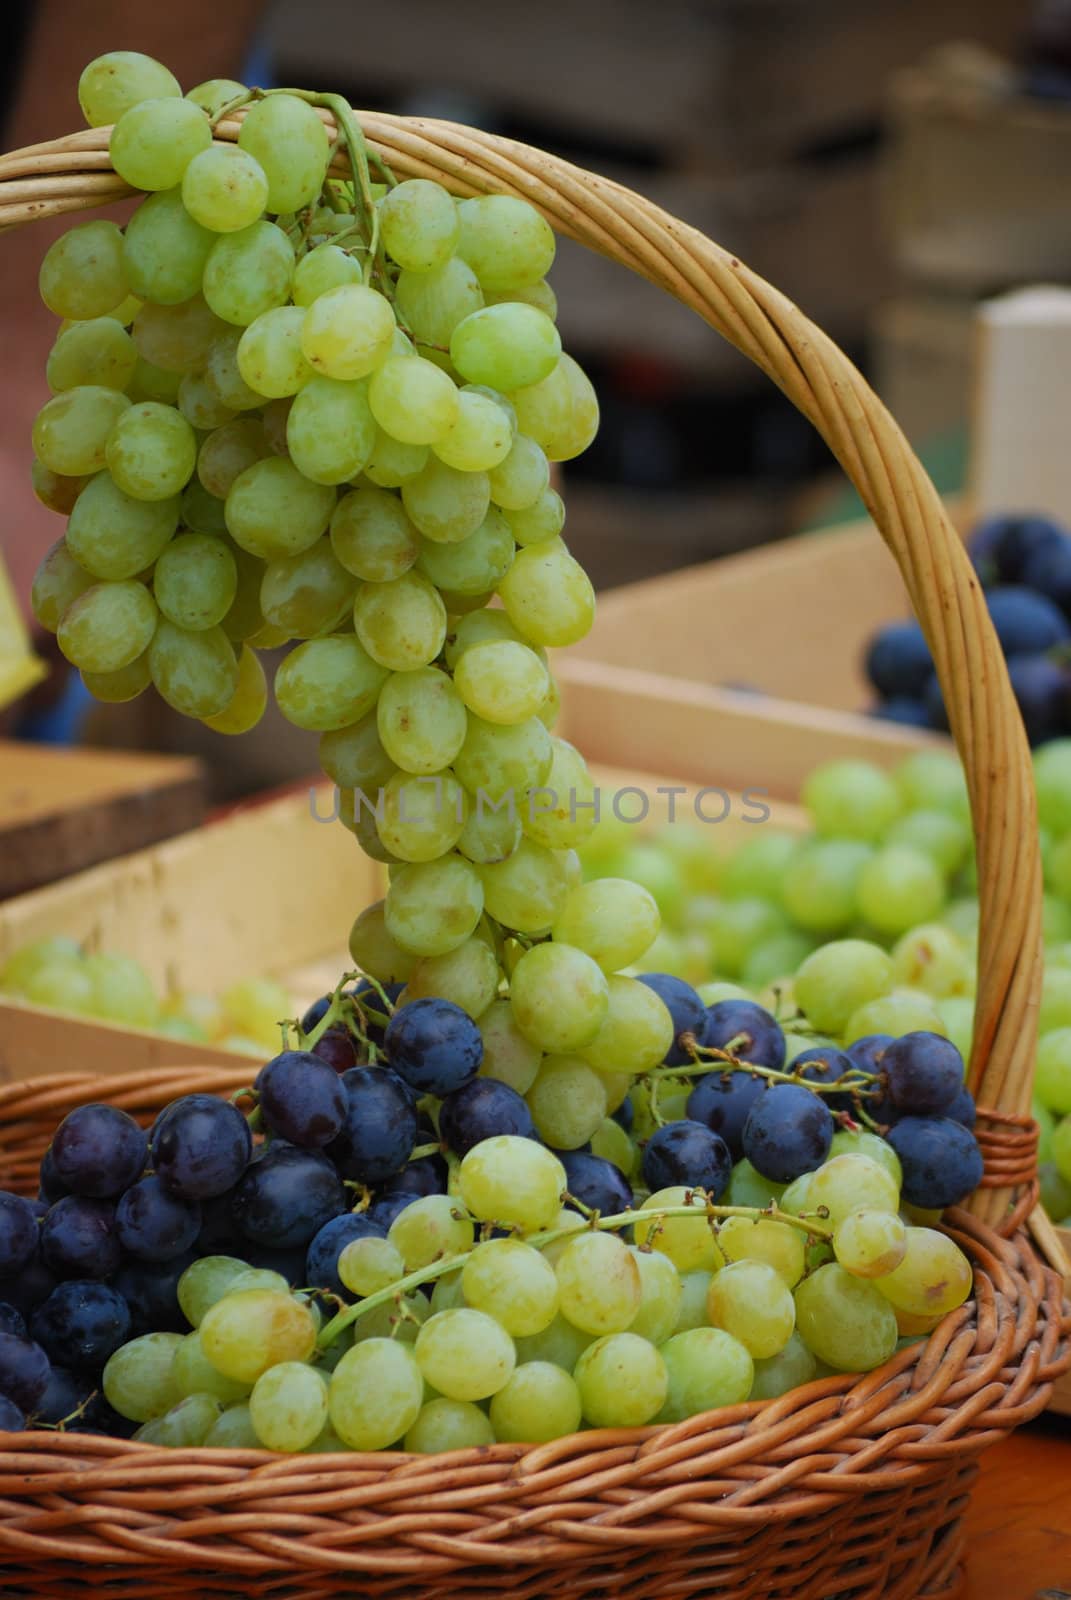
[225,456,335,558]
[151,1391,222,1444]
[803,759,901,841]
[459,1135,565,1231]
[456,713,553,801]
[364,429,430,488]
[487,433,549,511]
[274,635,388,731]
[719,831,799,900]
[1032,1030,1071,1114]
[794,940,893,1035]
[204,1402,261,1449]
[46,317,137,394]
[393,257,484,348]
[387,1194,474,1272]
[237,306,314,398]
[185,77,247,117]
[657,1327,754,1422]
[0,936,81,995]
[485,280,557,318]
[511,353,599,462]
[896,749,969,817]
[375,666,466,775]
[626,1246,682,1345]
[182,479,228,535]
[102,1332,184,1422]
[743,932,819,989]
[203,329,264,412]
[936,995,975,1061]
[458,799,523,865]
[1053,1118,1071,1185]
[349,1290,430,1347]
[248,1362,329,1452]
[498,537,595,647]
[17,952,95,1013]
[844,988,947,1044]
[330,486,420,582]
[707,1259,795,1359]
[717,1216,805,1288]
[418,512,514,601]
[1040,967,1071,1036]
[477,998,541,1093]
[67,470,178,580]
[328,1337,423,1449]
[58,580,158,673]
[348,900,419,982]
[237,93,330,213]
[445,607,528,668]
[130,355,183,404]
[172,1329,251,1405]
[512,1316,591,1373]
[834,1208,908,1278]
[78,50,180,124]
[432,390,513,472]
[794,1263,899,1371]
[82,653,152,703]
[478,836,566,933]
[451,640,546,727]
[134,294,224,373]
[110,96,212,190]
[511,942,608,1054]
[890,923,970,998]
[32,386,130,478]
[522,737,597,850]
[178,1256,250,1327]
[401,457,490,544]
[31,460,89,516]
[293,243,363,306]
[414,1309,516,1402]
[450,303,560,391]
[781,840,874,934]
[809,1155,899,1227]
[260,537,355,638]
[353,570,447,670]
[338,1235,405,1299]
[749,1331,818,1401]
[260,397,292,456]
[887,809,970,875]
[286,375,377,485]
[83,951,157,1026]
[580,975,674,1078]
[319,710,395,790]
[104,400,196,500]
[456,196,556,291]
[300,285,396,381]
[572,1331,666,1428]
[176,370,235,431]
[377,769,466,861]
[380,179,460,271]
[181,144,268,233]
[634,1187,723,1274]
[857,846,945,936]
[726,1160,786,1210]
[201,1289,317,1384]
[489,1362,580,1444]
[30,540,94,632]
[148,619,238,717]
[203,643,268,734]
[407,938,501,1019]
[124,189,215,305]
[526,1055,607,1148]
[554,1231,640,1335]
[198,419,270,499]
[505,487,565,547]
[39,220,128,320]
[203,221,295,328]
[385,855,484,956]
[368,354,460,445]
[460,1238,558,1336]
[404,1397,495,1453]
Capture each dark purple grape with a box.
[33,1363,113,1432]
[986,585,1069,655]
[311,1025,360,1073]
[0,1332,50,1412]
[871,697,931,729]
[882,1031,964,1116]
[1007,653,1071,745]
[0,1248,57,1318]
[0,1394,24,1431]
[846,1034,894,1073]
[989,514,1066,583]
[233,1144,346,1249]
[865,620,933,699]
[438,1077,536,1157]
[38,1147,69,1204]
[946,1085,977,1128]
[703,999,785,1072]
[241,1241,310,1283]
[305,1211,385,1300]
[611,1095,634,1133]
[114,1248,196,1335]
[790,1047,857,1114]
[352,979,405,1047]
[195,1190,241,1255]
[367,1192,419,1232]
[966,514,1006,582]
[887,1116,984,1208]
[49,1104,147,1199]
[328,1067,418,1184]
[742,1083,834,1183]
[636,974,706,1066]
[40,1197,120,1280]
[255,1051,347,1147]
[0,1304,27,1340]
[0,1192,39,1276]
[31,1281,130,1369]
[377,1151,448,1201]
[558,1150,632,1216]
[384,998,483,1097]
[300,994,333,1034]
[686,1070,767,1160]
[1022,534,1071,617]
[922,671,949,732]
[115,1176,201,1262]
[641,1120,732,1197]
[150,1094,252,1200]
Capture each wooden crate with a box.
[0,740,206,899]
[871,293,977,446]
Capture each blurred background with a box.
[3,0,1070,791]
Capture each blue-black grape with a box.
[38,1147,70,1204]
[438,1076,536,1156]
[1022,534,1071,617]
[0,1394,24,1431]
[367,1191,419,1233]
[790,1046,857,1113]
[703,999,785,1071]
[742,1082,834,1183]
[986,585,1069,655]
[946,1085,977,1128]
[0,1331,50,1412]
[232,1143,346,1249]
[846,1034,894,1074]
[40,1196,121,1280]
[195,1190,241,1256]
[31,1280,131,1369]
[305,1211,386,1300]
[0,1247,57,1318]
[150,1094,252,1199]
[0,1304,27,1340]
[871,697,931,729]
[989,514,1065,583]
[242,1241,311,1284]
[922,671,949,732]
[49,1104,147,1199]
[352,979,405,1046]
[641,1119,732,1197]
[865,620,933,699]
[686,1070,767,1159]
[1007,653,1071,745]
[32,1363,119,1432]
[384,998,483,1097]
[255,1050,347,1147]
[377,1150,449,1201]
[882,1031,963,1116]
[558,1150,633,1215]
[0,1192,39,1275]
[636,973,707,1066]
[611,1095,634,1133]
[328,1067,418,1184]
[311,1025,361,1073]
[887,1116,984,1208]
[300,994,333,1034]
[114,1248,196,1335]
[115,1175,202,1262]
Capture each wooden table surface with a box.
[963,1415,1071,1598]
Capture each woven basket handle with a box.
[0,114,1042,1227]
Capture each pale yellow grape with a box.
[489,1362,581,1444]
[592,1116,633,1174]
[109,97,212,190]
[182,144,268,233]
[377,769,467,861]
[177,371,237,431]
[82,654,152,703]
[274,635,389,732]
[185,77,247,117]
[31,460,89,516]
[376,666,467,774]
[47,317,137,394]
[458,800,523,865]
[284,376,376,485]
[260,397,293,456]
[459,1135,565,1231]
[385,856,485,957]
[83,951,157,1026]
[122,191,215,307]
[404,1397,495,1453]
[39,219,128,320]
[198,419,270,499]
[498,538,595,648]
[368,355,460,445]
[225,456,335,559]
[485,280,558,319]
[145,1393,223,1447]
[203,221,295,327]
[452,640,547,727]
[203,644,268,734]
[32,387,131,478]
[511,354,599,462]
[79,51,181,125]
[103,1332,184,1421]
[555,1232,640,1335]
[66,470,179,580]
[236,306,312,399]
[299,285,395,381]
[444,606,529,669]
[203,1403,262,1449]
[133,294,225,373]
[551,879,660,974]
[178,1256,250,1327]
[573,1332,667,1427]
[628,1246,683,1344]
[30,540,94,632]
[634,1187,724,1274]
[237,94,330,213]
[201,1290,317,1384]
[779,1172,817,1219]
[418,514,514,603]
[104,400,196,501]
[749,1332,818,1400]
[349,1291,430,1347]
[580,976,675,1081]
[393,256,484,348]
[505,487,566,547]
[432,390,513,472]
[354,571,447,671]
[58,581,158,674]
[807,1155,900,1228]
[511,942,608,1053]
[479,834,566,933]
[400,457,490,545]
[829,1129,903,1186]
[461,1238,558,1336]
[526,1056,607,1149]
[149,621,239,717]
[672,1270,714,1334]
[795,940,894,1035]
[873,1228,972,1317]
[218,543,268,643]
[364,429,430,488]
[293,244,363,306]
[456,714,553,802]
[348,900,419,983]
[834,1209,908,1279]
[707,1260,795,1360]
[338,1236,405,1298]
[477,998,541,1094]
[415,1307,516,1402]
[487,433,549,511]
[380,179,460,272]
[388,1194,475,1272]
[406,937,500,1019]
[523,737,598,850]
[794,1264,899,1371]
[319,713,395,793]
[249,1363,329,1453]
[890,924,971,998]
[205,329,265,411]
[329,1338,423,1450]
[172,1329,251,1405]
[457,195,556,291]
[260,537,355,638]
[450,303,561,391]
[657,1327,754,1422]
[330,486,420,582]
[845,990,948,1043]
[717,1216,805,1287]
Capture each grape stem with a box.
[664,1038,879,1099]
[316,1199,834,1348]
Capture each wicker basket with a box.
[0,108,1068,1600]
